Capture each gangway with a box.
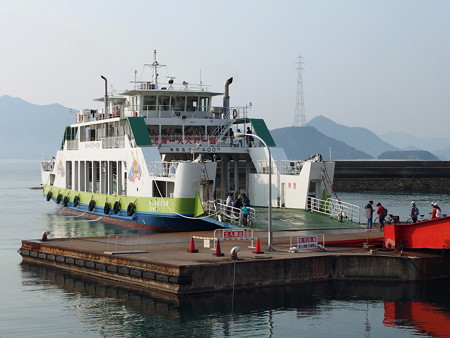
[205,200,256,227]
[308,197,360,224]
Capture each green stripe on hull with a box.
[43,184,204,215]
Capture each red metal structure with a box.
[384,217,450,250]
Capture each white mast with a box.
[144,50,166,89]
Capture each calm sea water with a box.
[2,159,450,337]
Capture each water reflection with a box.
[42,212,150,238]
[20,262,450,337]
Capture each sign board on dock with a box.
[223,230,245,240]
[297,236,318,250]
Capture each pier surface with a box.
[19,229,450,295]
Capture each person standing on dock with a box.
[365,200,374,231]
[376,202,386,231]
[241,203,250,226]
[431,202,443,219]
[410,201,419,223]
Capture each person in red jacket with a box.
[376,202,386,230]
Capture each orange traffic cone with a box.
[187,236,198,253]
[213,239,224,257]
[252,237,264,254]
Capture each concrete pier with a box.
[18,230,450,295]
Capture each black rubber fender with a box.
[104,202,111,215]
[56,194,62,204]
[126,202,135,216]
[113,201,121,214]
[63,196,69,207]
[46,191,52,201]
[73,195,80,207]
[88,200,96,211]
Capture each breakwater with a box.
[334,161,450,193]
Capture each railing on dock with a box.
[308,197,360,224]
[105,235,149,254]
[205,200,256,227]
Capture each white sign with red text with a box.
[223,230,245,240]
[297,236,318,250]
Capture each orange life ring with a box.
[232,109,237,119]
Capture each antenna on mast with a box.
[143,50,166,89]
[293,54,306,126]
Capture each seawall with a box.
[334,161,450,193]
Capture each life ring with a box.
[104,202,111,215]
[113,201,121,214]
[126,202,135,216]
[56,194,62,204]
[232,109,238,119]
[73,196,80,207]
[88,200,96,211]
[46,191,52,201]
[63,196,69,207]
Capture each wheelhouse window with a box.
[186,96,198,111]
[158,96,171,111]
[172,95,186,111]
[199,96,210,111]
[143,95,157,111]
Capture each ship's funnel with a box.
[223,77,233,111]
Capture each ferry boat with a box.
[41,51,337,232]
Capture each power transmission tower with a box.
[293,54,306,126]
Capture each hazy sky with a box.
[1,0,449,138]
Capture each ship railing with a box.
[277,160,306,175]
[100,136,126,149]
[151,134,236,148]
[140,105,246,120]
[147,161,178,178]
[66,140,79,150]
[308,196,360,224]
[41,160,55,172]
[252,160,313,176]
[133,81,209,92]
[253,160,278,175]
[205,200,256,227]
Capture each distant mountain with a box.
[432,146,450,161]
[306,115,398,157]
[381,131,450,150]
[378,150,439,160]
[0,95,73,159]
[380,131,450,160]
[271,126,373,160]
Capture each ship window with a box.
[147,125,159,137]
[199,97,209,111]
[161,125,180,138]
[186,96,198,111]
[143,95,157,111]
[158,96,170,111]
[172,95,186,111]
[184,126,195,136]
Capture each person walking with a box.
[242,193,250,207]
[435,203,443,218]
[226,193,233,215]
[241,203,250,226]
[376,202,386,231]
[365,200,374,231]
[410,201,419,223]
[430,202,442,219]
[246,126,254,147]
